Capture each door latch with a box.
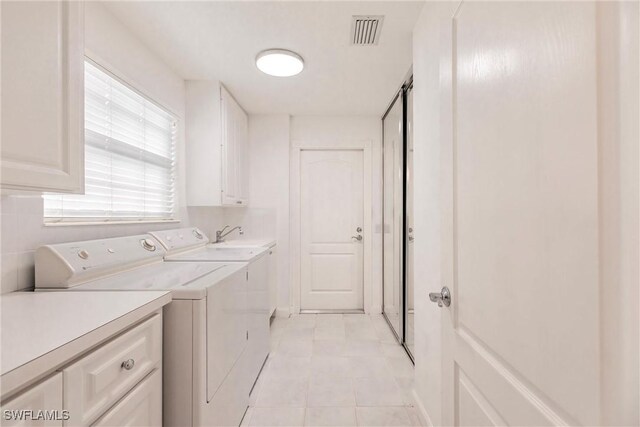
[429,287,451,307]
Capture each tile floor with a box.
[242,314,422,427]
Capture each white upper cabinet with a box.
[1,1,84,193]
[186,81,249,207]
[236,101,249,204]
[221,86,249,206]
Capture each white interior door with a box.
[300,149,364,311]
[439,2,601,426]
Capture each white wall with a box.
[290,116,383,313]
[1,2,193,294]
[410,2,461,425]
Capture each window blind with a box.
[44,61,177,223]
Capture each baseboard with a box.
[300,309,364,314]
[275,307,290,318]
[411,389,434,427]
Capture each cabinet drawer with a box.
[63,315,161,426]
[1,373,63,427]
[91,369,161,427]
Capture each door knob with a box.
[121,359,135,370]
[351,235,363,241]
[429,287,451,307]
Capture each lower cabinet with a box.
[206,267,248,402]
[63,315,162,426]
[246,254,270,392]
[267,246,278,317]
[0,314,163,427]
[92,370,161,427]
[0,373,63,427]
[269,246,278,318]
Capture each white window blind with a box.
[44,61,177,223]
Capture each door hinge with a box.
[246,331,249,340]
[246,271,249,280]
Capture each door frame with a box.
[290,141,373,314]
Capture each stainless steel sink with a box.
[167,245,267,262]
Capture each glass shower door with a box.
[382,92,404,340]
[382,79,414,361]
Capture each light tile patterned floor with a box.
[242,314,422,427]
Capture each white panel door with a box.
[439,2,600,426]
[300,149,364,311]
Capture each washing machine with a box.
[35,233,252,426]
[149,228,271,396]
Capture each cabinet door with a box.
[220,87,239,205]
[206,267,248,401]
[268,246,278,316]
[92,370,161,427]
[1,1,84,193]
[185,81,223,206]
[220,86,250,207]
[0,373,64,427]
[246,255,270,385]
[63,315,162,426]
[236,110,249,205]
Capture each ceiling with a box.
[103,1,424,115]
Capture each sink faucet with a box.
[215,225,243,243]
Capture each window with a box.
[44,61,177,223]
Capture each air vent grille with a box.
[351,15,384,46]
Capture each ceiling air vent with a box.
[351,15,384,46]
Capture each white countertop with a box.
[1,291,171,398]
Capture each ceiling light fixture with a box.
[256,49,304,77]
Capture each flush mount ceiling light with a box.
[256,49,304,77]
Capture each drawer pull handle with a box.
[121,359,135,370]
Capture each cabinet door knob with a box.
[121,359,135,370]
[236,200,242,204]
